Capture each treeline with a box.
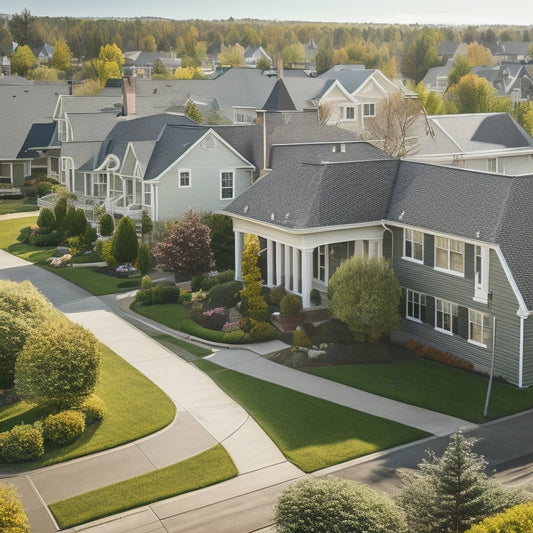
[0,9,531,76]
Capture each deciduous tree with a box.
[152,210,214,279]
[184,100,203,123]
[51,38,72,72]
[396,431,524,533]
[9,44,36,77]
[448,55,472,87]
[401,28,441,84]
[328,255,401,343]
[217,43,244,67]
[446,74,499,113]
[467,42,495,66]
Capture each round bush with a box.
[1,424,44,463]
[43,410,86,445]
[215,270,235,284]
[280,294,303,316]
[275,476,407,533]
[249,320,280,342]
[159,284,180,304]
[99,213,114,236]
[190,273,207,292]
[207,280,243,309]
[200,276,219,292]
[317,318,354,344]
[37,207,56,230]
[293,328,312,349]
[222,329,249,344]
[270,285,287,306]
[141,275,152,290]
[79,394,106,424]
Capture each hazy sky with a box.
[1,0,531,26]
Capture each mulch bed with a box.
[271,307,330,333]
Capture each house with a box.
[0,77,70,185]
[421,58,454,93]
[244,47,272,68]
[223,142,533,388]
[406,112,533,175]
[437,40,468,61]
[492,41,531,63]
[38,44,54,64]
[123,51,182,80]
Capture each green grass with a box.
[304,360,533,423]
[193,359,428,472]
[49,444,237,529]
[0,344,176,467]
[151,333,212,357]
[0,197,38,215]
[130,301,190,328]
[70,251,101,264]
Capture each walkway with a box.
[0,248,475,532]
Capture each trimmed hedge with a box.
[249,320,280,342]
[43,411,86,445]
[206,280,242,309]
[1,423,44,463]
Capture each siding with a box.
[522,317,533,386]
[391,225,523,385]
[156,137,252,220]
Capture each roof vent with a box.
[398,211,405,221]
[243,205,249,214]
[270,213,275,221]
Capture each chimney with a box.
[276,58,283,79]
[122,75,136,116]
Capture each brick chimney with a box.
[276,58,283,79]
[122,75,136,116]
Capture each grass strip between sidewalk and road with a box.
[304,360,533,424]
[150,333,212,357]
[49,444,237,529]
[193,359,429,473]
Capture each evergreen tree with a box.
[185,100,203,123]
[141,210,153,243]
[240,235,269,322]
[137,243,152,276]
[396,431,524,533]
[111,216,138,265]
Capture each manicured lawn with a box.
[0,197,38,215]
[304,360,533,423]
[193,359,428,472]
[49,444,237,529]
[0,344,176,468]
[151,333,212,357]
[130,301,190,328]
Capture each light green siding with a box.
[155,134,253,220]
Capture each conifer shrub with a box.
[99,213,114,236]
[280,294,303,316]
[249,320,280,342]
[270,285,287,306]
[37,207,56,230]
[137,243,152,276]
[43,410,86,445]
[293,327,312,349]
[1,423,44,463]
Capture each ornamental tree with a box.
[111,216,139,264]
[396,431,524,533]
[328,255,401,343]
[275,476,407,533]
[152,210,214,279]
[240,234,269,321]
[0,483,30,533]
[15,320,102,409]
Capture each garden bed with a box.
[271,307,329,332]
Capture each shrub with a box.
[293,327,312,349]
[249,320,280,342]
[275,476,407,533]
[201,307,228,330]
[135,288,152,305]
[191,273,207,292]
[158,284,180,304]
[317,318,354,345]
[178,291,192,305]
[137,243,152,276]
[465,502,533,532]
[215,270,235,284]
[112,216,138,265]
[310,288,322,306]
[16,225,33,243]
[53,196,68,229]
[79,394,107,424]
[200,275,219,292]
[85,224,97,247]
[95,239,118,267]
[1,423,44,463]
[292,350,309,368]
[270,285,287,306]
[178,318,226,342]
[99,213,114,236]
[37,207,56,230]
[206,280,243,309]
[0,483,30,533]
[405,339,474,371]
[67,235,89,256]
[141,275,152,290]
[28,229,63,247]
[280,294,303,316]
[222,329,249,343]
[43,410,86,445]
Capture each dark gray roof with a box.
[61,141,105,171]
[18,123,57,158]
[262,79,297,111]
[317,68,375,94]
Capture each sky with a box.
[1,0,532,27]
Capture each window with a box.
[435,298,458,334]
[92,173,107,197]
[143,184,151,206]
[404,229,423,262]
[344,106,355,120]
[179,169,191,188]
[469,310,490,347]
[220,171,234,199]
[234,111,255,124]
[474,245,489,302]
[313,245,327,282]
[435,236,464,275]
[406,289,426,322]
[363,103,376,116]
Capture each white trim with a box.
[178,168,191,188]
[494,246,529,318]
[220,169,235,200]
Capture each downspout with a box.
[262,110,267,171]
[381,222,394,265]
[519,315,524,388]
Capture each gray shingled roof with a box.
[317,68,375,94]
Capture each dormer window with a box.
[343,106,355,120]
[363,103,376,117]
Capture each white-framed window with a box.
[363,103,376,116]
[313,245,327,282]
[404,228,423,262]
[143,183,151,206]
[234,111,255,124]
[474,245,489,302]
[435,298,458,334]
[220,170,234,199]
[343,106,355,120]
[179,169,191,188]
[487,158,497,172]
[24,161,31,177]
[469,309,490,347]
[406,289,426,322]
[435,236,464,275]
[93,173,107,197]
[436,76,448,90]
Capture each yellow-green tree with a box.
[465,502,533,532]
[9,44,36,77]
[467,42,495,66]
[0,483,30,533]
[218,43,245,67]
[98,43,125,67]
[51,38,72,72]
[446,74,500,113]
[240,235,269,322]
[139,34,157,52]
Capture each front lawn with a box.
[193,359,428,472]
[0,197,38,215]
[304,360,533,423]
[49,444,237,529]
[0,344,176,468]
[130,300,190,328]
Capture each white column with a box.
[292,247,300,294]
[234,231,243,281]
[267,239,274,286]
[301,248,313,308]
[276,242,283,287]
[284,244,291,291]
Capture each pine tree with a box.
[185,100,203,123]
[111,216,138,265]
